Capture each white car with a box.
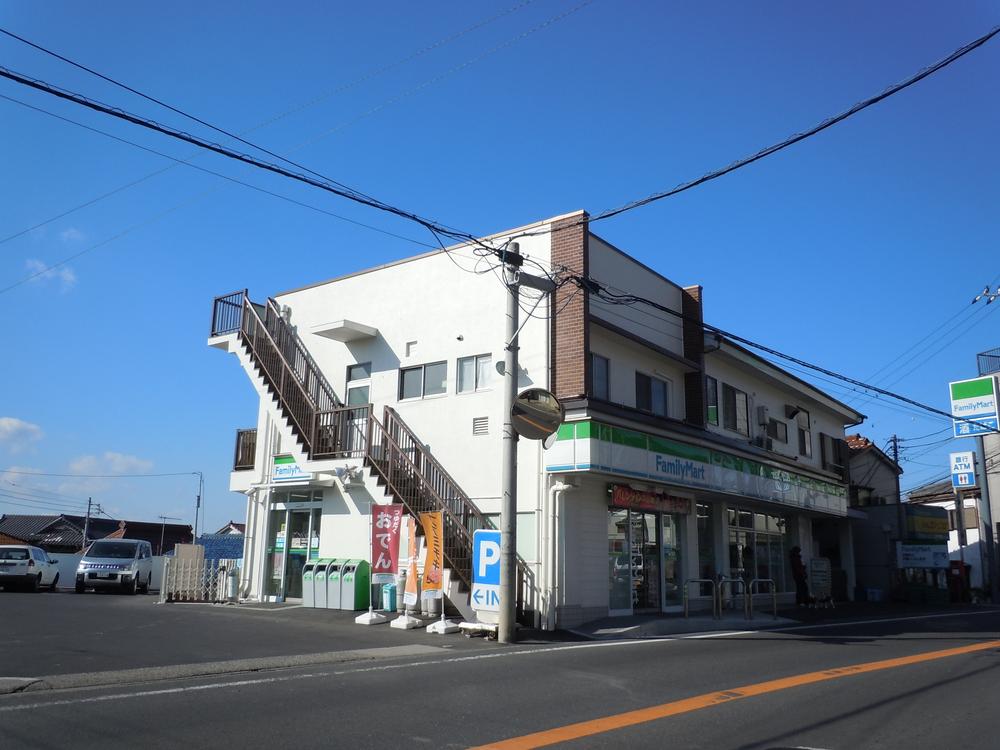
[75,539,153,594]
[0,545,61,592]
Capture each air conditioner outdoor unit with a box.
[756,405,770,426]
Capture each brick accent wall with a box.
[550,213,589,399]
[682,285,705,427]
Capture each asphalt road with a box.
[2,597,998,749]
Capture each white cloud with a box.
[69,452,153,475]
[0,418,44,451]
[25,259,77,292]
[59,227,85,243]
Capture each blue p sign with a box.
[473,529,501,585]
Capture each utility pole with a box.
[976,435,998,602]
[890,434,900,502]
[81,497,92,552]
[193,471,204,541]
[498,242,556,644]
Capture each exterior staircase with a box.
[211,291,533,623]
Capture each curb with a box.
[0,644,444,695]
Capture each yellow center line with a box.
[469,639,1000,750]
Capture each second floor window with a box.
[796,409,812,457]
[592,353,610,401]
[766,418,788,443]
[399,361,447,400]
[635,372,669,417]
[458,354,491,393]
[346,362,371,406]
[722,383,749,436]
[706,376,719,425]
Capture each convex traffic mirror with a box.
[511,387,564,441]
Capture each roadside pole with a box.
[498,242,557,644]
[976,435,998,602]
[498,252,520,645]
[954,488,967,599]
[82,497,92,552]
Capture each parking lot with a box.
[0,590,499,680]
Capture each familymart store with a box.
[545,420,849,626]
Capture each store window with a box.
[697,503,716,592]
[727,506,789,591]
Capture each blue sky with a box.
[1,1,998,529]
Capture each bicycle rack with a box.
[682,578,719,619]
[717,576,749,619]
[748,578,777,620]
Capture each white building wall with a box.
[589,325,687,420]
[274,232,553,510]
[588,235,685,358]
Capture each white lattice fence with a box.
[160,558,240,603]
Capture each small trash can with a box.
[326,559,347,609]
[381,582,397,612]
[313,559,333,609]
[301,560,318,608]
[340,559,371,611]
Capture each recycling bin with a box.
[340,559,371,610]
[381,582,397,612]
[313,559,334,609]
[301,560,318,608]
[326,559,347,610]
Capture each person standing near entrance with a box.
[790,546,809,606]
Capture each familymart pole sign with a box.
[949,376,1000,437]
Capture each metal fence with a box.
[160,558,240,603]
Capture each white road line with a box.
[3,609,996,714]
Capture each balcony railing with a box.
[233,429,257,471]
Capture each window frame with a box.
[591,353,610,401]
[457,354,492,394]
[635,370,669,417]
[797,409,812,458]
[398,360,448,401]
[722,383,750,436]
[346,361,372,406]
[705,375,719,426]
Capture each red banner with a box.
[371,504,404,583]
[610,485,691,514]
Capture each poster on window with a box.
[403,516,419,606]
[371,504,404,583]
[419,511,444,599]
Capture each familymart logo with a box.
[654,455,706,482]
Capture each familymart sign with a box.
[949,376,999,437]
[546,420,847,516]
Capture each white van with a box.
[76,538,153,594]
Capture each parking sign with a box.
[471,529,501,612]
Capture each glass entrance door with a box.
[608,509,631,612]
[631,511,660,611]
[662,514,682,606]
[283,510,311,599]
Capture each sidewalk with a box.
[567,601,996,640]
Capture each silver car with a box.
[76,539,153,594]
[0,545,60,591]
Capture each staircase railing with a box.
[367,406,534,620]
[211,291,348,459]
[264,299,339,413]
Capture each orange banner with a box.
[420,511,444,599]
[403,516,418,607]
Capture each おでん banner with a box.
[419,511,444,600]
[371,504,404,584]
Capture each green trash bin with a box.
[381,582,397,612]
[326,559,348,610]
[313,559,335,609]
[340,559,371,610]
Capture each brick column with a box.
[682,285,705,427]
[550,213,589,400]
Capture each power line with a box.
[0,93,437,249]
[0,468,199,478]
[512,24,1000,242]
[0,65,482,249]
[0,0,536,247]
